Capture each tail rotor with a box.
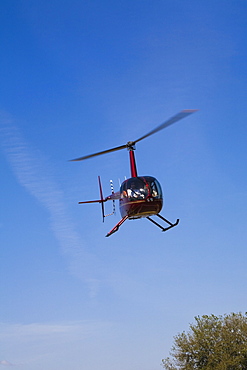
[98,176,105,222]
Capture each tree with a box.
[162,313,247,370]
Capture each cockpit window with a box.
[120,176,162,200]
[120,178,147,200]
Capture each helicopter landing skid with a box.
[146,214,179,232]
[106,215,129,237]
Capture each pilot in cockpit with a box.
[127,182,146,199]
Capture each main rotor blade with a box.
[70,109,197,161]
[70,144,127,161]
[134,109,198,144]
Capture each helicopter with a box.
[71,109,197,237]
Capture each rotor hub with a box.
[127,141,136,151]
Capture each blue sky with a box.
[1,1,247,369]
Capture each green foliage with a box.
[162,313,247,370]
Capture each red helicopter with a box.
[71,109,197,237]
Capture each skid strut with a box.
[106,215,128,237]
[146,214,179,232]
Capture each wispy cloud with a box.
[0,114,81,252]
[0,320,112,340]
[0,361,15,367]
[0,112,99,284]
[0,320,115,369]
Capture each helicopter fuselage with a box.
[119,176,163,219]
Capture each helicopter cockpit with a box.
[120,176,162,201]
